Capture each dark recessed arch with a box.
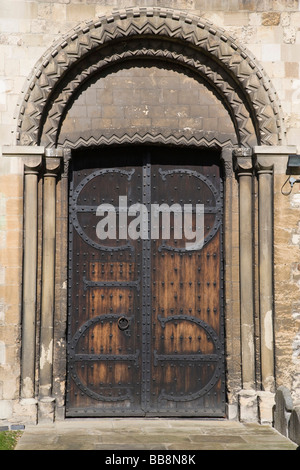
[54,53,248,149]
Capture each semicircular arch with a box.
[15,7,286,148]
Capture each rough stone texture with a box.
[262,12,281,25]
[1,1,297,148]
[238,390,258,423]
[0,157,23,421]
[273,174,300,403]
[14,8,284,148]
[258,392,275,425]
[58,66,238,149]
[288,406,300,445]
[274,386,294,437]
[0,1,298,146]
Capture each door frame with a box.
[4,142,292,423]
[6,7,288,424]
[65,145,226,418]
[61,144,239,422]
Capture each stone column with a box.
[38,150,62,422]
[21,155,43,400]
[256,159,276,422]
[221,148,240,420]
[253,145,297,424]
[255,158,275,392]
[2,147,44,406]
[2,147,44,423]
[233,149,256,391]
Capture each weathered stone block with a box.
[288,406,300,445]
[13,399,37,425]
[38,397,55,424]
[224,12,249,25]
[0,1,38,20]
[262,12,281,26]
[261,44,281,62]
[285,62,299,78]
[258,391,275,425]
[274,386,294,437]
[274,0,299,11]
[226,402,239,421]
[0,399,12,420]
[102,105,125,119]
[238,390,258,423]
[238,0,257,11]
[66,4,95,23]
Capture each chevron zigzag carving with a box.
[15,6,286,148]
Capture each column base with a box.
[226,401,239,421]
[14,398,38,425]
[238,389,275,424]
[238,389,258,423]
[38,397,55,423]
[258,391,275,425]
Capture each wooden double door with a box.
[66,146,225,417]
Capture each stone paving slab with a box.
[15,419,298,451]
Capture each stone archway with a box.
[15,7,285,149]
[6,7,296,423]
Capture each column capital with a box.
[253,145,298,175]
[44,157,62,177]
[24,156,43,175]
[44,148,63,177]
[255,159,274,175]
[233,148,254,176]
[1,145,45,175]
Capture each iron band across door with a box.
[66,146,225,417]
[154,314,224,403]
[83,276,141,292]
[68,313,139,402]
[69,167,135,252]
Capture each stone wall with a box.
[274,168,300,402]
[0,156,23,421]
[0,0,300,423]
[58,65,238,148]
[1,1,300,147]
[275,176,300,402]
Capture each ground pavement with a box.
[15,418,298,451]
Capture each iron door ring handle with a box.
[118,316,129,331]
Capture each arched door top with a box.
[15,7,285,148]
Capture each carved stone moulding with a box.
[59,129,237,151]
[15,7,286,149]
[47,42,251,150]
